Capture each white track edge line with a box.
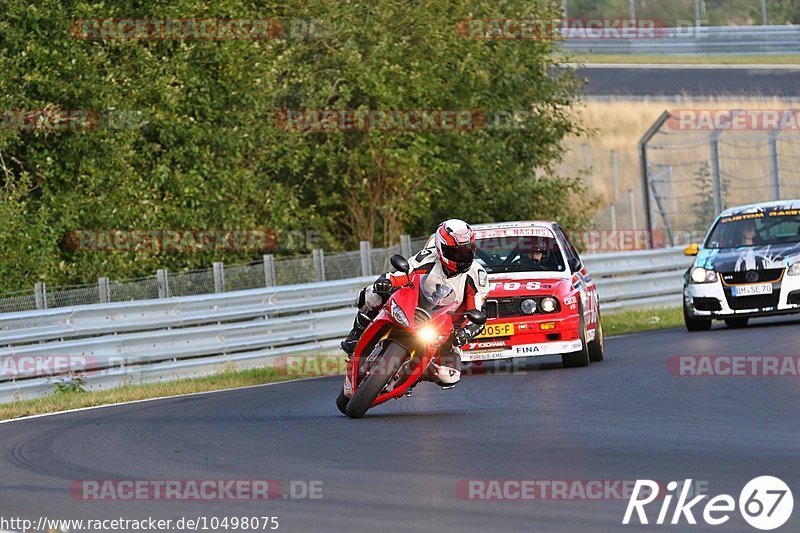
[0,374,335,425]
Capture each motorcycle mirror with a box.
[464,309,487,325]
[390,254,411,274]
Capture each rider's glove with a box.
[373,277,394,295]
[452,327,471,347]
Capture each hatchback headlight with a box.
[788,262,800,276]
[390,300,410,327]
[690,267,718,284]
[520,298,537,315]
[540,297,558,313]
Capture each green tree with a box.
[0,0,593,291]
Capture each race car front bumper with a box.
[462,339,583,362]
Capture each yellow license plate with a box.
[477,323,515,339]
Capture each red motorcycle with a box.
[336,255,486,419]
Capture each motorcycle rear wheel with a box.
[345,341,408,419]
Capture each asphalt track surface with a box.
[581,65,800,97]
[2,316,800,533]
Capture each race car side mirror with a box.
[464,309,487,325]
[683,243,700,256]
[568,257,582,273]
[390,254,410,274]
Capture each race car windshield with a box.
[474,235,566,273]
[705,213,800,249]
[419,273,457,308]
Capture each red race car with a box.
[425,221,604,367]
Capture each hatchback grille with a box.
[720,268,784,285]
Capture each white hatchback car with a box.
[683,199,800,331]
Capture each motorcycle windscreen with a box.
[419,273,457,310]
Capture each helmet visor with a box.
[441,243,475,265]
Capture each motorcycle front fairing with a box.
[347,273,460,405]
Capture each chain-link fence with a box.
[0,238,426,315]
[640,109,800,246]
[561,141,643,233]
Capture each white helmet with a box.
[434,219,476,275]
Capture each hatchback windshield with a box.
[705,212,800,249]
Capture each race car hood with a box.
[485,276,570,297]
[695,242,800,272]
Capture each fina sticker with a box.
[478,270,488,287]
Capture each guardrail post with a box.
[313,249,326,281]
[34,282,48,309]
[263,254,276,287]
[400,234,412,258]
[98,277,110,303]
[610,204,617,231]
[360,241,373,277]
[769,133,781,201]
[157,269,170,298]
[213,262,225,293]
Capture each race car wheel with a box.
[588,316,604,362]
[562,305,590,368]
[684,303,712,332]
[724,317,749,329]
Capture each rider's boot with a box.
[340,311,373,356]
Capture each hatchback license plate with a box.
[732,284,772,297]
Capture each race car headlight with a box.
[540,297,558,313]
[788,262,800,276]
[520,298,537,315]
[390,300,410,327]
[690,267,718,284]
[418,325,446,344]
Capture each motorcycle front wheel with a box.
[345,341,408,419]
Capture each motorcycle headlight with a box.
[540,297,558,313]
[520,298,537,315]
[690,267,718,284]
[390,300,410,327]
[788,262,800,276]
[418,325,446,344]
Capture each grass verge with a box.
[604,306,683,336]
[0,367,311,422]
[571,54,800,65]
[1,307,683,421]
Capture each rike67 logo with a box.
[623,477,793,530]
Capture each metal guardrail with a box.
[565,25,800,55]
[0,248,693,402]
